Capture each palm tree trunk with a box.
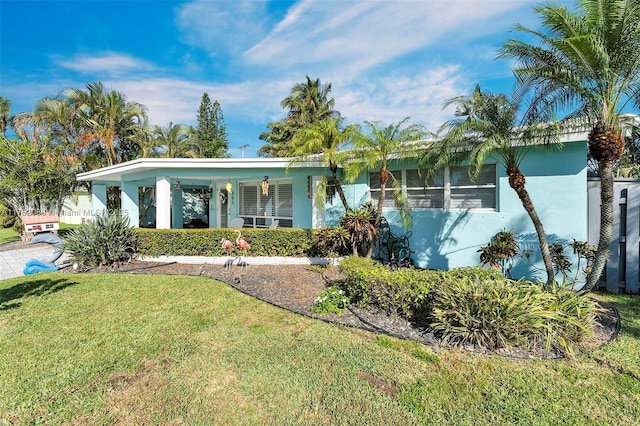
[584,160,615,292]
[508,168,554,286]
[366,170,388,258]
[333,172,351,213]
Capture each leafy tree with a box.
[499,0,640,291]
[420,86,559,285]
[345,117,430,257]
[290,116,358,213]
[259,76,338,157]
[0,96,10,136]
[0,136,76,217]
[194,93,228,158]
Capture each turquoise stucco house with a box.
[76,123,590,277]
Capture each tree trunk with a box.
[584,160,615,292]
[507,168,554,286]
[333,172,351,213]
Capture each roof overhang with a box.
[76,157,324,183]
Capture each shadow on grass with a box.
[0,277,78,310]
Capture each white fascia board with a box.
[77,157,324,182]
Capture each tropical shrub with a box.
[430,276,602,356]
[65,211,137,269]
[312,286,350,314]
[477,229,519,277]
[310,227,351,257]
[339,203,377,256]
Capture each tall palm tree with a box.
[499,0,640,291]
[151,122,193,158]
[290,116,357,213]
[420,86,558,286]
[281,76,337,126]
[65,82,148,166]
[345,118,430,257]
[259,76,339,157]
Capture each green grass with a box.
[0,227,19,243]
[0,273,639,425]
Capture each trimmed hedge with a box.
[135,228,319,257]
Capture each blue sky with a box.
[1,0,570,158]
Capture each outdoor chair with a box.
[229,218,245,229]
[269,219,279,229]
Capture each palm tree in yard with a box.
[281,76,337,127]
[65,82,148,166]
[290,116,357,213]
[345,118,430,257]
[259,76,338,157]
[499,0,640,291]
[152,122,193,158]
[419,85,558,286]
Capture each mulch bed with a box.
[57,258,620,360]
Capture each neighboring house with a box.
[76,123,590,277]
[60,189,93,225]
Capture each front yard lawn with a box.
[0,272,638,425]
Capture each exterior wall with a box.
[349,142,588,280]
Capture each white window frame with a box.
[369,164,497,211]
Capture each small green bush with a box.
[65,212,137,269]
[312,286,350,314]
[338,256,436,319]
[430,276,603,356]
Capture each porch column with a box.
[172,186,183,229]
[91,183,107,215]
[156,176,171,229]
[121,180,139,228]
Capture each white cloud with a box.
[336,65,466,132]
[243,0,529,77]
[176,0,269,58]
[56,53,154,75]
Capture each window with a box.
[369,164,496,210]
[239,179,293,227]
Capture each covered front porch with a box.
[76,158,329,230]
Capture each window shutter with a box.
[277,183,293,216]
[240,185,258,215]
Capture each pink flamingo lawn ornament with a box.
[221,237,234,253]
[234,230,250,256]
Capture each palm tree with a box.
[64,82,148,166]
[420,86,558,286]
[259,76,339,157]
[499,0,640,291]
[281,76,337,126]
[345,117,430,257]
[290,116,357,213]
[151,122,193,158]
